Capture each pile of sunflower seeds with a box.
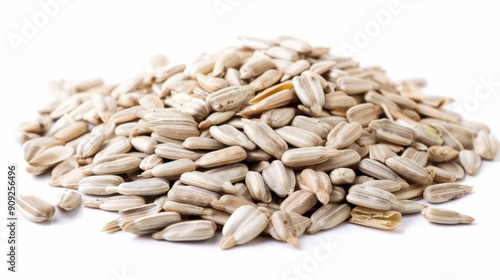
[15,35,500,249]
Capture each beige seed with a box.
[155,142,203,161]
[421,207,474,224]
[275,126,323,148]
[266,212,311,241]
[280,190,318,215]
[312,149,361,172]
[350,206,402,230]
[195,146,247,168]
[203,163,248,183]
[400,200,427,214]
[28,146,74,167]
[281,147,341,167]
[423,183,473,203]
[326,121,363,149]
[182,137,226,150]
[346,103,383,127]
[329,168,356,185]
[270,211,300,248]
[123,212,182,235]
[427,146,459,162]
[168,183,221,207]
[425,165,457,183]
[300,169,332,205]
[261,160,296,197]
[474,130,500,160]
[209,124,256,150]
[211,194,256,214]
[370,144,398,164]
[153,220,217,241]
[55,190,81,211]
[260,107,296,128]
[385,157,433,185]
[245,171,272,203]
[84,195,146,211]
[242,119,288,159]
[180,171,238,194]
[369,119,416,146]
[131,136,158,154]
[347,185,404,211]
[16,195,56,223]
[220,205,269,250]
[307,203,352,234]
[458,150,482,175]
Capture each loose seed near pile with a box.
[55,190,81,211]
[421,207,474,224]
[14,35,497,249]
[16,195,56,222]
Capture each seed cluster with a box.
[15,35,499,249]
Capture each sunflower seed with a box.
[84,195,146,211]
[458,150,482,175]
[423,183,473,203]
[421,207,474,224]
[347,185,404,211]
[280,190,318,215]
[123,212,181,235]
[261,160,295,197]
[474,130,500,160]
[220,205,269,250]
[350,206,402,230]
[153,220,217,241]
[55,190,81,211]
[16,195,56,222]
[307,203,351,234]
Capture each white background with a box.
[1,1,500,280]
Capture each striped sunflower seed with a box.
[421,207,474,224]
[220,205,269,250]
[16,195,56,222]
[153,220,217,241]
[458,150,482,175]
[55,190,81,211]
[307,203,351,234]
[423,183,473,203]
[84,195,146,211]
[346,185,404,211]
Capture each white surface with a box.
[1,1,500,280]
